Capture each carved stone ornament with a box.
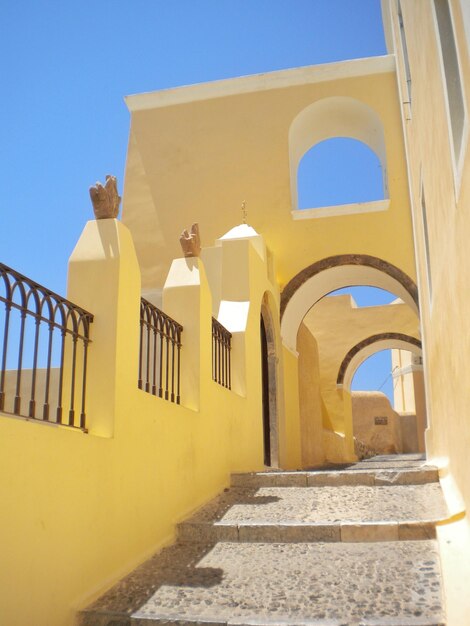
[179,223,201,258]
[89,175,121,220]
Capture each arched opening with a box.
[281,254,419,353]
[337,332,422,388]
[289,97,389,215]
[293,272,422,467]
[297,137,385,209]
[348,345,427,457]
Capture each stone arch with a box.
[260,291,280,468]
[337,332,422,391]
[280,254,419,352]
[289,96,388,211]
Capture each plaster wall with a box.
[387,3,470,619]
[389,0,470,509]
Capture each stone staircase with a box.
[79,455,448,626]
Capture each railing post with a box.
[162,257,212,411]
[67,219,141,437]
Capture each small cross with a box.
[241,200,247,224]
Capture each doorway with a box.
[260,314,271,466]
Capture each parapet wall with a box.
[0,219,278,626]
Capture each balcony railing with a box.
[0,262,93,429]
[212,317,232,389]
[139,298,183,404]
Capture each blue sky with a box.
[1,1,396,399]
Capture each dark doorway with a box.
[260,315,271,466]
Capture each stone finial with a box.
[179,223,201,258]
[89,175,121,220]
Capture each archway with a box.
[281,254,419,352]
[337,332,422,389]
[341,339,426,456]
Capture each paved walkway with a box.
[80,455,447,626]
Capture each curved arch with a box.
[337,332,422,390]
[289,96,388,210]
[280,254,419,352]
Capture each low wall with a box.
[0,219,278,626]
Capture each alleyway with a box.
[80,455,447,625]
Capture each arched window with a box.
[289,97,389,217]
[297,137,385,209]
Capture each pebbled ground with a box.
[80,540,444,626]
[181,484,447,527]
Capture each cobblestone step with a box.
[231,467,439,488]
[79,540,445,626]
[178,520,438,543]
[177,484,447,543]
[80,455,446,626]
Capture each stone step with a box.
[177,484,447,544]
[231,467,439,488]
[79,540,445,626]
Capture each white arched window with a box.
[297,137,385,210]
[289,97,389,218]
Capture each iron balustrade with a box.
[0,262,93,429]
[139,298,183,404]
[212,317,232,389]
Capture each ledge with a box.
[291,198,390,220]
[125,55,396,111]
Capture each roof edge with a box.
[125,54,396,112]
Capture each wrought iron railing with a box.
[0,262,93,429]
[139,298,183,404]
[212,317,232,389]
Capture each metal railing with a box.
[0,262,93,429]
[212,317,232,389]
[139,298,183,404]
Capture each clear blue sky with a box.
[1,1,397,399]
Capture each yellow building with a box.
[0,1,469,624]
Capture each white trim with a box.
[291,199,390,220]
[431,0,469,199]
[390,1,434,437]
[125,55,396,112]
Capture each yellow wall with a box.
[0,219,274,626]
[386,2,470,621]
[389,0,470,509]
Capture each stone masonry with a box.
[80,455,448,626]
